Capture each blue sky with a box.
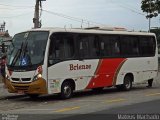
[0,0,160,36]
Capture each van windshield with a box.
[7,31,49,70]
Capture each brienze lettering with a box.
[70,64,91,71]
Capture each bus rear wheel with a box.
[122,75,132,91]
[61,81,73,99]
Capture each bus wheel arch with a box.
[60,79,75,99]
[116,73,134,91]
[122,73,134,91]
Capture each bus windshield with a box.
[7,31,49,70]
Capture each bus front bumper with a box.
[5,78,48,95]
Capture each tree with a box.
[141,0,159,18]
[155,0,160,13]
[141,0,160,31]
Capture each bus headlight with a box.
[37,74,42,78]
[33,74,42,81]
[6,74,10,80]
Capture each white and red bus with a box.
[4,27,158,99]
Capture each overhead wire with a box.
[0,3,33,19]
[42,9,106,26]
[109,0,145,16]
[0,12,33,19]
[117,4,145,16]
[0,7,33,10]
[0,3,34,8]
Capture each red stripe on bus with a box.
[86,58,126,89]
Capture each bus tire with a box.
[122,75,133,91]
[61,81,73,99]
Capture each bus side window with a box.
[48,33,75,65]
[99,35,120,57]
[78,35,89,59]
[89,36,100,58]
[110,40,120,56]
[48,34,64,65]
[120,36,139,57]
[65,36,75,59]
[99,36,109,57]
[139,37,155,56]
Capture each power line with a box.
[42,9,106,26]
[0,3,34,8]
[0,7,33,10]
[0,12,32,19]
[118,4,145,16]
[109,0,145,16]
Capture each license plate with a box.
[17,91,24,94]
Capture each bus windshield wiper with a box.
[20,42,32,66]
[10,42,24,66]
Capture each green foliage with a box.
[141,0,160,18]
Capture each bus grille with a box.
[13,85,29,92]
[11,78,31,82]
[11,78,19,82]
[21,78,31,81]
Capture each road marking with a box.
[54,106,80,113]
[103,98,126,104]
[21,109,57,111]
[76,100,103,102]
[145,92,160,96]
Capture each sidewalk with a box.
[0,83,8,98]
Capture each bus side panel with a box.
[116,57,158,85]
[48,56,158,94]
[48,58,127,94]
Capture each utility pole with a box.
[33,0,46,28]
[148,0,151,32]
[33,0,39,28]
[149,17,151,32]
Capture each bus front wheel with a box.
[61,81,73,99]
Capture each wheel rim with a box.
[125,79,131,89]
[63,85,71,98]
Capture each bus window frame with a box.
[48,32,157,66]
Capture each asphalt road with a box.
[0,73,160,120]
[0,98,159,120]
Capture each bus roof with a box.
[20,27,156,37]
